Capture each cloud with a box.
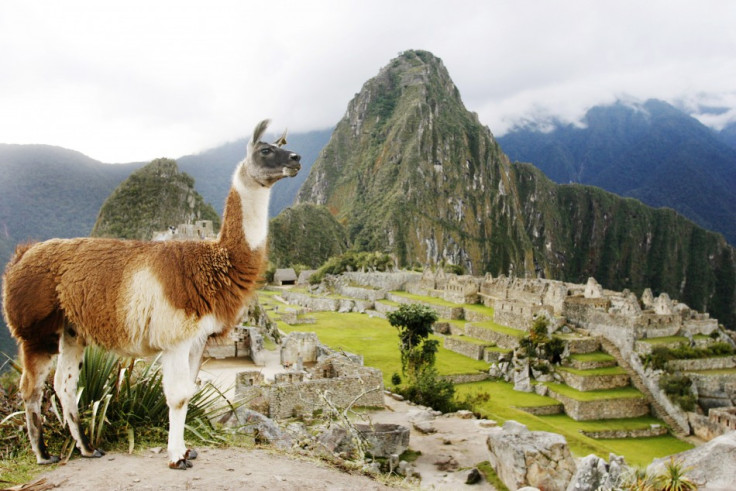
[1,0,735,161]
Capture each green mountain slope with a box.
[297,50,736,329]
[497,100,736,245]
[91,158,220,240]
[268,203,349,268]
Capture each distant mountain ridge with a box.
[497,99,736,245]
[296,50,736,329]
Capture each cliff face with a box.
[91,158,220,240]
[296,50,736,329]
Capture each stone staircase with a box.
[598,337,689,435]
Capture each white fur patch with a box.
[232,168,271,250]
[125,269,199,353]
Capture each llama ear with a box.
[273,128,288,147]
[250,119,271,149]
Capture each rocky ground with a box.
[22,356,501,490]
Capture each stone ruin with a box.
[235,331,384,420]
[152,219,216,241]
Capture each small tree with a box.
[386,304,457,412]
[386,303,438,375]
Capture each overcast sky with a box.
[1,0,735,163]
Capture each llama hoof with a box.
[38,455,60,465]
[185,448,197,460]
[169,459,193,470]
[83,449,106,458]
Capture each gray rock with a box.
[566,453,627,491]
[223,408,293,450]
[647,431,736,490]
[412,420,437,434]
[487,423,576,491]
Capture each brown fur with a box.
[3,189,263,354]
[2,119,300,468]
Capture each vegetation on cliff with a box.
[91,158,220,240]
[296,50,736,329]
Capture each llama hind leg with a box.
[161,343,197,469]
[53,328,105,458]
[19,346,58,464]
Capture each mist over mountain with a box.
[296,50,736,329]
[497,99,736,245]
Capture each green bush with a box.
[399,368,457,413]
[659,374,696,411]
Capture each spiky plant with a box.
[653,458,698,491]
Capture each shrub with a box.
[399,368,457,413]
[659,374,696,411]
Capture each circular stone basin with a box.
[355,423,410,458]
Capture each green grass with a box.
[569,352,616,363]
[476,460,509,490]
[446,334,492,346]
[278,312,489,386]
[471,321,526,339]
[463,303,495,317]
[455,380,692,467]
[388,291,461,308]
[640,336,688,345]
[545,383,645,401]
[557,366,627,376]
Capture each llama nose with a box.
[290,153,301,162]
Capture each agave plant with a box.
[653,457,698,491]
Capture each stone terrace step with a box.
[566,352,617,370]
[557,334,600,354]
[557,366,630,391]
[465,321,525,350]
[545,383,650,421]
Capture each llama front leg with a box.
[53,329,105,458]
[161,343,197,469]
[19,346,58,464]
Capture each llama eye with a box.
[260,148,272,155]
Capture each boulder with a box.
[220,408,293,450]
[487,421,576,491]
[647,431,736,489]
[566,454,627,491]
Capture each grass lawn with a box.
[446,334,493,346]
[569,352,616,363]
[545,383,645,401]
[464,303,495,318]
[388,291,461,308]
[557,366,627,376]
[455,380,692,466]
[471,321,526,339]
[277,311,488,386]
[640,336,688,345]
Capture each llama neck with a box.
[220,179,271,252]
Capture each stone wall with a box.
[688,372,736,410]
[558,370,630,391]
[581,426,668,439]
[280,290,374,313]
[518,405,564,416]
[441,372,490,384]
[547,390,650,420]
[385,292,464,319]
[343,271,422,291]
[666,356,736,372]
[463,308,493,322]
[443,336,489,360]
[465,323,521,349]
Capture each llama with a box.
[2,120,301,469]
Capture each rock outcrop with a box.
[486,421,576,491]
[647,431,736,489]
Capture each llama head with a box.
[238,119,301,187]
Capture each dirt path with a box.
[33,446,394,490]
